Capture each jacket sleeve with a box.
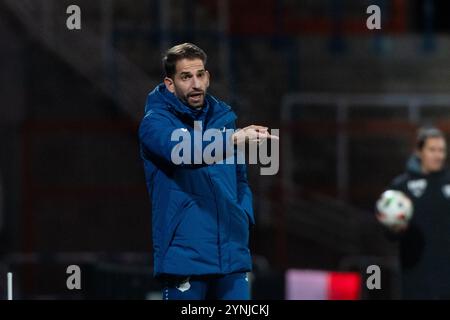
[236,162,255,225]
[139,111,233,168]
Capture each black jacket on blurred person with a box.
[389,155,450,299]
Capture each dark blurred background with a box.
[1,0,450,299]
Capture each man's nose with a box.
[192,75,201,89]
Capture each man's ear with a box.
[164,77,175,93]
[205,70,210,89]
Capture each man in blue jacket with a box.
[139,43,277,300]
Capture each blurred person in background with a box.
[138,43,277,300]
[378,126,450,299]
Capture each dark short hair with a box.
[416,126,445,150]
[162,43,207,78]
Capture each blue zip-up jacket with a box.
[139,84,255,277]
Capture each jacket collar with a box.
[146,83,236,127]
[406,154,447,179]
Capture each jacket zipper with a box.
[201,107,236,273]
[206,169,222,273]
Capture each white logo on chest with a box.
[407,179,427,198]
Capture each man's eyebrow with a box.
[179,69,205,76]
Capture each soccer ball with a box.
[376,190,413,228]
